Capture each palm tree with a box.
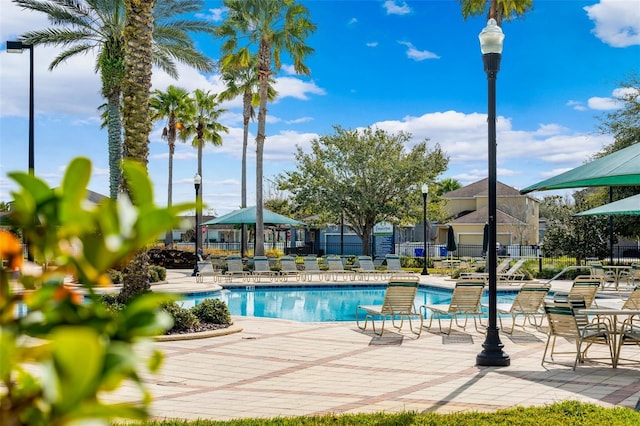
[219,56,277,257]
[151,85,190,248]
[216,0,316,256]
[180,89,229,251]
[14,0,215,198]
[459,0,533,25]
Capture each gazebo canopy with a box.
[520,143,640,194]
[575,193,640,216]
[202,206,305,226]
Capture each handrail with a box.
[545,266,588,284]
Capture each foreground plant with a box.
[0,157,192,425]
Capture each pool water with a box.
[181,285,518,323]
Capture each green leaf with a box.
[50,326,105,411]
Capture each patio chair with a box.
[224,255,249,282]
[460,258,511,279]
[251,256,278,282]
[325,256,355,281]
[353,255,387,280]
[301,256,325,282]
[278,256,301,282]
[497,259,526,282]
[420,280,485,335]
[195,260,215,283]
[621,264,640,289]
[356,276,422,337]
[541,301,613,370]
[554,275,602,308]
[616,316,640,368]
[589,263,616,287]
[489,283,551,334]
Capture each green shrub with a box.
[148,268,160,283]
[109,269,123,284]
[153,265,167,281]
[192,298,232,325]
[162,302,200,333]
[100,294,126,313]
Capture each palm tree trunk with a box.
[165,129,175,248]
[120,0,155,302]
[255,38,270,257]
[241,93,251,257]
[106,92,122,199]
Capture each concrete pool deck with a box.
[106,270,640,421]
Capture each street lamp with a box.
[6,41,34,176]
[476,19,510,367]
[421,184,429,275]
[192,173,202,276]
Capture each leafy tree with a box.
[541,193,610,264]
[216,0,316,256]
[276,126,449,255]
[15,0,215,199]
[459,0,533,25]
[150,85,190,248]
[219,56,277,257]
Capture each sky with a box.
[1,0,639,216]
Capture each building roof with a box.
[443,178,523,199]
[449,206,526,226]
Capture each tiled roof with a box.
[443,178,522,198]
[449,206,526,226]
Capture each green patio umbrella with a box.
[520,143,640,194]
[202,206,305,226]
[575,193,640,216]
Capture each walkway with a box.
[105,270,640,421]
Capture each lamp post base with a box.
[476,327,510,366]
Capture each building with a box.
[437,178,539,257]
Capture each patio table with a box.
[578,307,640,368]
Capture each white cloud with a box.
[348,18,358,25]
[566,100,587,111]
[366,42,379,47]
[198,7,227,22]
[280,64,297,75]
[584,0,640,47]
[383,1,411,16]
[587,96,621,110]
[273,77,326,100]
[398,41,440,61]
[286,117,314,125]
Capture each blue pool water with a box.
[180,285,519,322]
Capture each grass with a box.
[130,401,639,425]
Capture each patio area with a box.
[105,271,640,422]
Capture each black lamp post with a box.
[421,184,429,275]
[192,173,202,276]
[7,41,34,176]
[476,19,510,367]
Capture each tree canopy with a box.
[276,126,449,255]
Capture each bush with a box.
[152,265,167,281]
[100,294,126,313]
[109,269,123,284]
[148,268,159,283]
[162,302,200,333]
[192,298,232,325]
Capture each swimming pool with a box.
[180,285,519,322]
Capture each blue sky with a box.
[1,0,639,216]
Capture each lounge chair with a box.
[497,259,526,282]
[279,256,301,282]
[356,276,423,337]
[224,255,249,282]
[460,258,511,279]
[541,300,613,370]
[301,256,325,282]
[490,283,551,333]
[195,260,215,283]
[590,263,616,288]
[385,254,415,276]
[621,264,640,289]
[251,256,278,282]
[420,280,486,335]
[325,256,355,281]
[554,275,602,308]
[354,255,387,280]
